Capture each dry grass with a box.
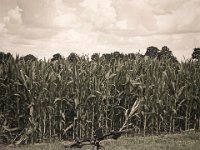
[2,132,200,150]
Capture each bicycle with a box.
[64,128,128,150]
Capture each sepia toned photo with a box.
[0,0,200,150]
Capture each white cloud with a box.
[148,0,200,34]
[0,23,7,33]
[0,6,23,37]
[54,13,77,28]
[4,6,23,24]
[80,0,116,29]
[16,0,57,28]
[114,0,158,31]
[116,20,128,30]
[0,0,199,60]
[54,29,88,43]
[146,0,188,15]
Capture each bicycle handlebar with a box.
[64,130,128,149]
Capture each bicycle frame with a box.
[64,128,127,150]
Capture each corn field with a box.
[0,54,200,145]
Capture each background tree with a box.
[112,51,123,59]
[51,53,63,61]
[192,48,200,59]
[159,46,172,58]
[91,53,100,61]
[101,53,112,61]
[0,52,13,63]
[68,52,79,63]
[159,46,178,62]
[145,46,160,58]
[20,54,37,62]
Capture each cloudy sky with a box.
[0,0,200,60]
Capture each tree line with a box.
[0,46,200,63]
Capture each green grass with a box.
[2,132,200,150]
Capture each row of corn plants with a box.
[0,55,199,145]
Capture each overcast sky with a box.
[0,0,200,60]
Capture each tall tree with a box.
[20,54,37,62]
[145,46,160,58]
[112,51,123,59]
[159,46,172,58]
[68,52,79,63]
[51,53,63,61]
[192,48,200,59]
[101,53,112,61]
[0,52,13,63]
[91,53,100,61]
[159,46,178,62]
